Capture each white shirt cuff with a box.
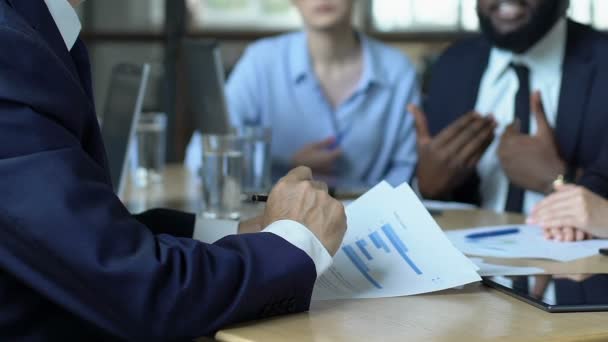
[193,218,333,278]
[263,220,333,278]
[193,218,239,243]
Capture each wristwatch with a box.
[552,174,565,188]
[552,166,577,189]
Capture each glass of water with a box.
[201,134,244,220]
[238,126,272,194]
[133,112,167,187]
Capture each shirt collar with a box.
[289,31,386,90]
[43,0,81,50]
[358,35,386,90]
[289,31,309,83]
[486,17,567,85]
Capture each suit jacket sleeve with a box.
[579,144,608,198]
[0,26,317,340]
[133,208,196,238]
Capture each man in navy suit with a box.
[0,0,347,340]
[409,0,608,214]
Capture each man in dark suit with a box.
[409,0,608,214]
[0,0,347,340]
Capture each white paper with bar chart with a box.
[312,182,481,300]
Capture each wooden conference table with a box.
[124,165,608,342]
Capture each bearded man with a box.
[409,0,608,214]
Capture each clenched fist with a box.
[262,167,347,255]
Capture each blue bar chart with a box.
[369,231,390,252]
[342,223,424,289]
[356,240,373,260]
[342,245,382,289]
[381,224,423,275]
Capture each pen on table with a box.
[251,190,338,202]
[465,227,520,240]
[250,194,268,203]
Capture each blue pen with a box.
[465,227,520,240]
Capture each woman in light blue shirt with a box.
[191,0,420,186]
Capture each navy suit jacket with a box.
[0,0,317,340]
[424,20,608,205]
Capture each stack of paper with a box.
[469,258,544,276]
[422,200,477,211]
[446,225,608,262]
[312,182,481,301]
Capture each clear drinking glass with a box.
[238,126,272,194]
[201,134,244,220]
[134,112,167,187]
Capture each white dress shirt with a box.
[43,0,81,50]
[193,218,332,278]
[45,0,333,278]
[475,18,567,215]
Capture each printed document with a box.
[446,225,608,262]
[313,182,481,300]
[469,258,544,276]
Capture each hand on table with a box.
[498,91,566,194]
[528,184,608,241]
[292,137,342,175]
[409,104,496,199]
[262,166,347,255]
[541,226,592,242]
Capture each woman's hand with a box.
[528,185,608,241]
[541,226,592,242]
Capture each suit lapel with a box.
[7,0,95,112]
[555,21,596,164]
[71,39,95,102]
[466,40,492,113]
[426,37,491,136]
[8,0,80,80]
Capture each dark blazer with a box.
[424,20,608,206]
[0,0,316,340]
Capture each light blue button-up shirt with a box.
[187,31,420,186]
